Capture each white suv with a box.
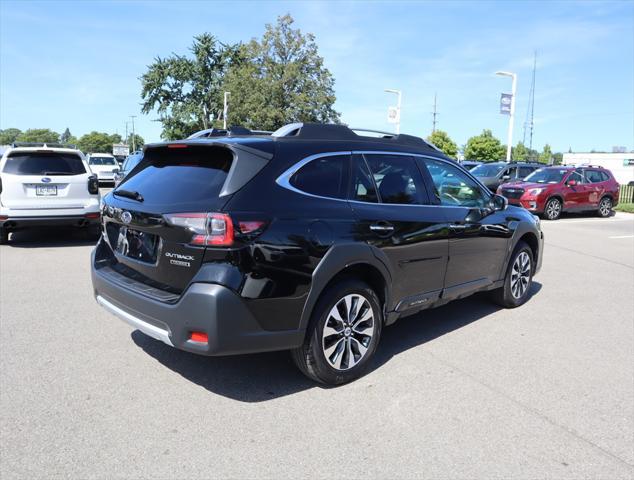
[86,153,119,184]
[0,143,101,244]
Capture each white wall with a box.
[562,153,634,185]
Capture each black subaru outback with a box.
[91,123,543,385]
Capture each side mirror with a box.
[489,194,508,212]
[567,180,577,187]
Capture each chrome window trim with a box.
[275,149,491,207]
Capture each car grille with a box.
[501,188,525,200]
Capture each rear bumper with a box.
[91,250,304,356]
[0,214,100,230]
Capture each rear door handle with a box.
[370,222,395,234]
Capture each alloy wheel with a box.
[510,251,531,299]
[321,294,375,371]
[546,199,561,220]
[599,198,612,217]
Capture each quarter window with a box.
[585,170,605,183]
[422,158,488,208]
[289,155,349,199]
[363,154,428,205]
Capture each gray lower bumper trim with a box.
[96,295,173,347]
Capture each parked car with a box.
[114,151,143,187]
[459,160,482,170]
[497,165,620,220]
[87,153,119,185]
[91,123,543,385]
[0,142,100,243]
[471,161,542,192]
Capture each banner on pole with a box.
[387,106,399,124]
[500,93,513,115]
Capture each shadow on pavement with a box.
[132,282,542,403]
[4,227,99,248]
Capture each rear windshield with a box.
[3,152,86,175]
[89,156,117,166]
[524,168,568,184]
[117,146,233,208]
[471,163,505,177]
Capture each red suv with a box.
[497,165,620,220]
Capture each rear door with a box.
[583,169,605,208]
[348,153,448,310]
[563,168,588,210]
[0,150,91,211]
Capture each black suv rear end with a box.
[92,123,543,384]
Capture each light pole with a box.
[223,92,231,129]
[129,115,137,152]
[496,71,517,162]
[384,89,402,134]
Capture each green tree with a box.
[539,144,553,164]
[0,128,22,145]
[140,33,240,140]
[15,128,60,144]
[512,142,528,161]
[552,152,563,165]
[464,129,506,161]
[126,133,145,151]
[60,128,72,143]
[222,14,340,131]
[77,131,121,154]
[426,130,458,158]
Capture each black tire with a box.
[491,241,534,308]
[543,197,562,220]
[291,278,383,385]
[0,227,8,245]
[597,196,612,218]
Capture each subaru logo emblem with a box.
[41,177,51,183]
[121,211,132,224]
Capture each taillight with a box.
[87,175,99,194]
[164,212,234,246]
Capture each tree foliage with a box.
[15,129,60,144]
[464,129,506,161]
[140,34,240,140]
[222,14,340,131]
[77,132,122,154]
[512,142,528,161]
[539,144,553,164]
[0,128,22,145]
[426,130,458,158]
[126,133,145,151]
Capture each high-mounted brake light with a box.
[167,144,188,149]
[164,212,234,246]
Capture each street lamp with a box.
[223,92,231,129]
[495,71,517,162]
[384,89,402,134]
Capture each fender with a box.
[298,243,393,332]
[498,218,542,280]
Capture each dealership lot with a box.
[1,212,633,479]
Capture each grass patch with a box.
[615,203,634,213]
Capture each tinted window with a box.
[423,158,487,208]
[290,155,348,199]
[89,156,117,166]
[119,146,232,207]
[504,166,517,178]
[471,163,505,177]
[518,166,535,178]
[350,155,378,203]
[585,170,605,183]
[600,171,611,182]
[567,169,585,184]
[3,152,86,175]
[525,168,567,184]
[364,154,427,205]
[122,154,143,173]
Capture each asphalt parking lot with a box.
[1,209,633,479]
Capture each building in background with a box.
[562,152,634,185]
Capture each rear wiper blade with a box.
[113,189,144,202]
[42,171,71,176]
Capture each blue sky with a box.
[1,0,632,152]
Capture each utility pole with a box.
[523,51,537,155]
[223,92,231,129]
[129,115,137,152]
[124,122,129,147]
[431,93,439,133]
[496,71,517,162]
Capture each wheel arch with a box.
[518,231,540,266]
[299,244,392,333]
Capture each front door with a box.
[348,153,448,311]
[418,158,513,300]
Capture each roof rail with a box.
[271,123,442,151]
[11,142,77,149]
[187,126,272,139]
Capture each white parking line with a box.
[608,235,634,239]
[545,217,633,225]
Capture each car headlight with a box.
[528,188,545,196]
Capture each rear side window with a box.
[364,154,428,205]
[600,171,611,182]
[290,155,349,199]
[3,152,86,175]
[518,166,535,178]
[350,155,378,203]
[119,146,232,207]
[122,154,143,172]
[585,170,606,183]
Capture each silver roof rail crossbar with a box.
[11,142,78,149]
